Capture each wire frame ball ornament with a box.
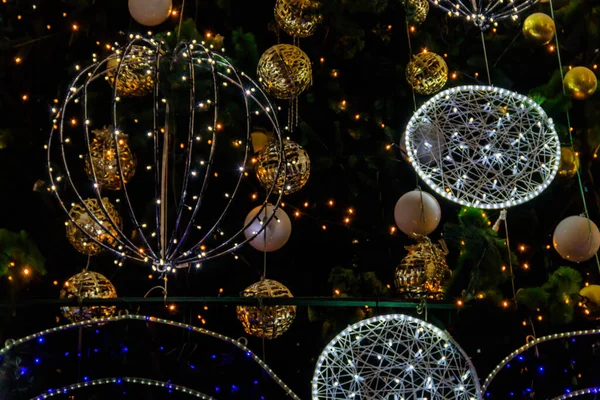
[48,36,286,271]
[84,127,136,190]
[406,0,430,26]
[257,44,312,100]
[106,44,155,97]
[406,52,448,95]
[404,85,561,209]
[274,0,322,38]
[256,139,310,195]
[236,279,296,339]
[312,314,481,399]
[60,270,118,322]
[429,0,539,29]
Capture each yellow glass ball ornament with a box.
[257,44,312,100]
[405,0,429,26]
[522,13,555,45]
[84,127,136,190]
[60,270,118,322]
[274,0,322,38]
[65,198,123,256]
[557,147,579,179]
[406,52,448,95]
[580,284,600,320]
[236,279,296,339]
[256,139,310,195]
[106,45,155,97]
[564,67,598,100]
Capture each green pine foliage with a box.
[0,230,46,277]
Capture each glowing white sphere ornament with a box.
[553,215,600,263]
[312,314,481,400]
[404,85,561,209]
[244,204,292,252]
[394,190,441,236]
[128,0,172,27]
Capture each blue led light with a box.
[34,358,40,364]
[38,338,44,343]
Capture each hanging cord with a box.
[480,29,492,85]
[502,210,517,303]
[176,0,186,42]
[404,19,418,112]
[548,0,600,273]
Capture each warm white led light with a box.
[428,0,536,28]
[404,85,560,210]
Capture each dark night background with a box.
[1,0,600,398]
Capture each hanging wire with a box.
[548,0,600,273]
[502,211,517,302]
[176,0,186,42]
[404,18,418,112]
[480,29,492,85]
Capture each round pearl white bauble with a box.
[553,215,600,263]
[394,190,441,236]
[128,0,172,27]
[244,204,292,252]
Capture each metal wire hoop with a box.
[47,35,287,271]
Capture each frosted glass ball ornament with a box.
[394,190,441,236]
[553,215,600,263]
[128,0,172,27]
[244,204,292,252]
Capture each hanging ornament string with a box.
[479,29,492,85]
[176,0,186,42]
[404,16,418,112]
[548,0,600,273]
[502,211,517,302]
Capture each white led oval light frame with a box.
[404,85,561,210]
[311,314,481,400]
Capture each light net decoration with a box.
[47,35,287,272]
[312,314,481,400]
[429,0,539,28]
[404,85,560,210]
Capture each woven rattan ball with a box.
[406,0,429,25]
[84,127,136,190]
[256,139,310,195]
[406,52,448,95]
[106,45,155,97]
[394,234,451,300]
[236,279,296,339]
[60,270,118,322]
[274,0,322,38]
[257,44,312,100]
[65,198,123,256]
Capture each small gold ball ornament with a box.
[106,45,155,97]
[394,234,451,300]
[236,279,296,339]
[84,127,136,190]
[405,0,429,26]
[256,139,310,195]
[558,147,579,179]
[257,44,312,100]
[522,13,555,45]
[60,270,118,322]
[65,198,123,256]
[564,67,597,100]
[406,52,448,95]
[580,284,600,320]
[274,0,322,38]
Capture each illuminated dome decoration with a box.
[48,36,286,272]
[404,85,560,209]
[312,314,481,400]
[429,0,540,29]
[60,270,118,322]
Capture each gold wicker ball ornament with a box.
[406,52,448,95]
[394,234,451,300]
[275,0,322,38]
[558,147,580,179]
[256,139,310,195]
[106,45,155,97]
[236,279,296,339]
[522,13,555,45]
[564,66,597,100]
[60,270,118,322]
[65,198,122,256]
[405,0,429,26]
[257,44,312,100]
[84,127,136,190]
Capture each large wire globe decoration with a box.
[404,85,560,210]
[47,35,287,273]
[429,0,539,28]
[312,314,481,400]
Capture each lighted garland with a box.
[404,85,560,210]
[30,377,216,399]
[312,314,481,400]
[0,314,301,400]
[47,34,286,272]
[551,387,600,399]
[482,328,600,394]
[429,0,539,29]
